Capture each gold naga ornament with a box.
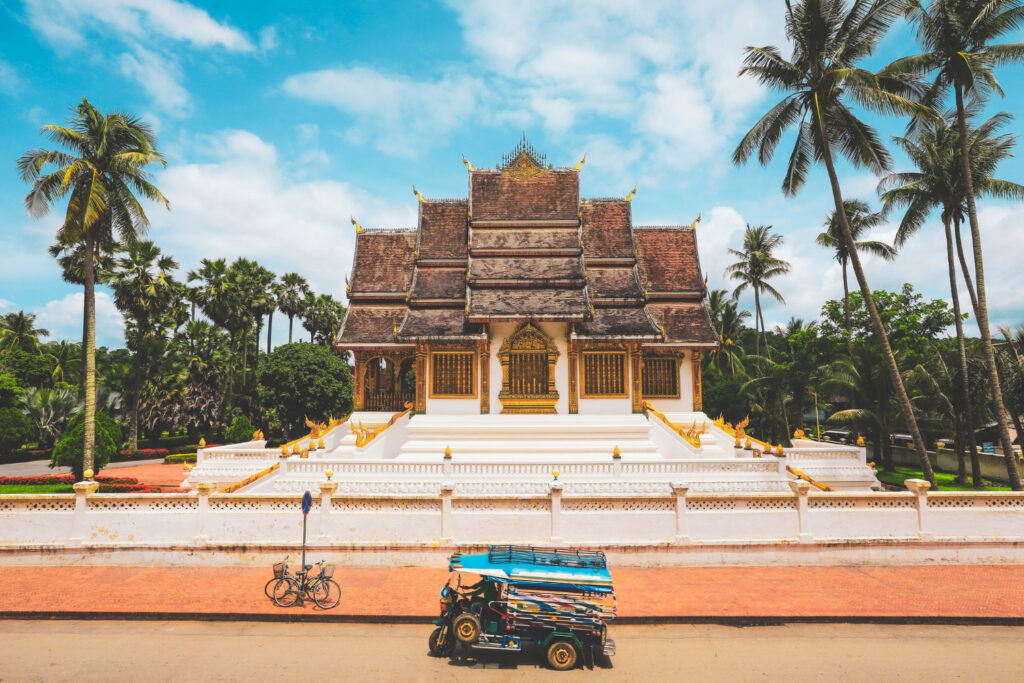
[574,153,587,171]
[461,154,475,171]
[351,216,363,233]
[625,185,638,202]
[412,185,425,202]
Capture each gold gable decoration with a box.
[500,134,548,181]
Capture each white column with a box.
[549,481,564,544]
[789,480,812,543]
[904,478,932,540]
[195,482,216,546]
[69,480,99,547]
[318,481,338,544]
[440,482,454,543]
[671,482,690,543]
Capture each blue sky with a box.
[1,0,1022,347]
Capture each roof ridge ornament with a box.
[689,212,702,229]
[500,134,547,180]
[625,185,638,202]
[412,185,425,203]
[574,153,587,171]
[351,215,363,233]
[461,154,475,171]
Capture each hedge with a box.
[164,453,197,464]
[0,475,140,485]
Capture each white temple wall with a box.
[487,322,570,414]
[422,343,483,415]
[645,349,694,413]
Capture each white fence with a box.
[1,480,1022,550]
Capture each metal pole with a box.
[302,514,307,573]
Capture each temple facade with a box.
[336,139,717,417]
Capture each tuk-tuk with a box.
[428,545,616,671]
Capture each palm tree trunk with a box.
[191,301,196,322]
[955,85,1021,490]
[954,421,968,486]
[953,217,979,316]
[813,94,935,488]
[841,258,851,337]
[129,340,143,452]
[82,232,96,480]
[754,287,761,356]
[288,314,294,344]
[944,215,983,488]
[79,305,87,397]
[266,309,274,354]
[241,326,250,391]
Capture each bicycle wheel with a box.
[272,578,301,607]
[313,578,341,609]
[264,577,280,600]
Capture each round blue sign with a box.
[301,491,313,515]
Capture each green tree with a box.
[705,290,750,376]
[51,410,122,480]
[257,343,353,437]
[174,321,229,439]
[44,341,82,386]
[277,273,311,344]
[891,0,1024,489]
[18,98,168,479]
[725,225,790,355]
[733,0,938,486]
[301,293,346,345]
[816,200,896,336]
[0,311,49,354]
[0,373,32,453]
[19,386,82,449]
[109,240,179,450]
[1,348,55,388]
[225,414,257,444]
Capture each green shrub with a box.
[225,414,257,444]
[51,410,123,480]
[164,452,197,464]
[257,343,353,437]
[0,407,32,453]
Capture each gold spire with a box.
[574,153,587,171]
[351,215,363,233]
[625,185,638,202]
[689,212,702,229]
[412,185,425,202]
[461,154,475,171]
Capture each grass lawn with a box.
[0,484,75,494]
[875,466,1011,491]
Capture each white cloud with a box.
[119,46,190,117]
[34,291,124,348]
[24,0,253,52]
[0,60,21,95]
[258,25,278,53]
[281,66,481,157]
[147,130,416,297]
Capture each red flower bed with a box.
[117,448,171,460]
[0,475,140,486]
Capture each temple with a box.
[337,137,716,416]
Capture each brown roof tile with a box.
[418,201,468,259]
[472,228,579,250]
[468,288,588,319]
[581,201,634,258]
[635,228,703,294]
[409,268,465,300]
[350,231,416,293]
[336,305,406,344]
[470,257,582,281]
[397,308,483,341]
[574,307,662,338]
[470,170,579,221]
[646,302,717,345]
[587,267,643,299]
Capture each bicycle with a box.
[264,556,293,600]
[272,559,341,609]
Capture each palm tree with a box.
[891,0,1024,489]
[817,200,897,336]
[19,386,82,449]
[880,107,1022,487]
[18,99,168,478]
[109,240,179,450]
[706,289,751,376]
[725,225,790,355]
[301,294,346,345]
[44,341,81,386]
[0,312,49,353]
[265,280,282,354]
[227,258,276,390]
[278,273,311,344]
[733,0,938,487]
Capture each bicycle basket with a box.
[273,562,286,578]
[321,564,336,579]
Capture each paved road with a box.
[0,621,1021,681]
[0,458,165,477]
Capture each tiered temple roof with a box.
[337,140,716,349]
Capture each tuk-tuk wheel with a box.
[546,641,578,671]
[428,627,452,656]
[453,613,481,644]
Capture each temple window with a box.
[431,351,476,397]
[642,356,679,398]
[581,351,628,398]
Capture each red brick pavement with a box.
[1,565,1022,620]
[99,462,187,491]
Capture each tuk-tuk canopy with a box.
[449,546,613,591]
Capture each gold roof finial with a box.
[412,185,425,202]
[461,154,475,171]
[689,212,702,229]
[574,153,587,171]
[625,185,638,202]
[393,315,398,336]
[351,215,363,233]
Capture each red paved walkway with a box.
[1,565,1022,620]
[99,462,187,491]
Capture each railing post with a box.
[671,482,689,543]
[319,481,338,544]
[195,482,216,546]
[69,479,99,547]
[549,481,563,544]
[905,479,932,540]
[440,482,454,544]
[789,480,812,543]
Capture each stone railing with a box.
[3,479,1022,550]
